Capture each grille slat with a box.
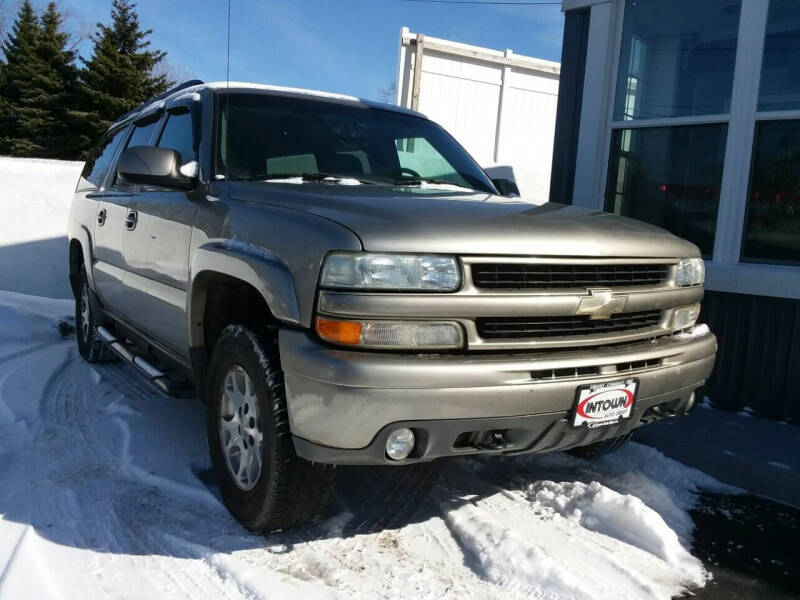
[477,310,663,340]
[472,263,670,289]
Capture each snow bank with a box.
[0,290,729,600]
[0,156,82,299]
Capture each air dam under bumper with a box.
[279,326,716,465]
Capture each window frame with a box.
[571,0,800,299]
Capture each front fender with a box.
[187,242,301,347]
[71,225,96,293]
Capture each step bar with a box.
[97,326,193,397]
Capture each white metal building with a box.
[395,28,560,201]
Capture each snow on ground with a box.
[0,156,82,299]
[0,290,736,600]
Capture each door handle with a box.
[125,209,138,231]
[97,208,107,226]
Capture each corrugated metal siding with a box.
[701,291,800,421]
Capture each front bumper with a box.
[280,326,717,465]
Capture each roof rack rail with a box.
[114,79,205,125]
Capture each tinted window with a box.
[113,117,162,187]
[77,127,127,190]
[126,118,161,149]
[216,93,495,193]
[614,0,741,120]
[157,110,196,164]
[758,0,800,112]
[605,124,728,256]
[742,120,800,264]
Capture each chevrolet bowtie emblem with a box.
[576,288,627,320]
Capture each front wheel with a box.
[206,325,335,532]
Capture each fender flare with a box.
[187,242,301,348]
[70,225,97,293]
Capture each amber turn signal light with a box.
[316,317,363,345]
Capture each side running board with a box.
[96,326,194,398]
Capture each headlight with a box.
[316,317,464,349]
[321,253,460,291]
[671,304,701,330]
[675,258,705,287]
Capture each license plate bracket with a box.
[571,378,639,428]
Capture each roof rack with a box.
[114,79,205,125]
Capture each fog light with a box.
[385,428,415,460]
[671,304,701,330]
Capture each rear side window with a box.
[157,110,196,164]
[77,127,127,190]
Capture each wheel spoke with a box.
[219,364,264,491]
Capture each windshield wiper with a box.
[261,172,378,184]
[393,177,475,190]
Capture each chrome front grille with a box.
[476,310,663,340]
[471,263,670,289]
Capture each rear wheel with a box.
[206,325,336,532]
[75,266,114,363]
[566,432,632,459]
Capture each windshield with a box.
[215,92,496,193]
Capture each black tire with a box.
[75,266,114,363]
[206,325,336,532]
[566,432,633,459]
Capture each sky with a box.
[48,0,564,101]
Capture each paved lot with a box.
[635,405,800,599]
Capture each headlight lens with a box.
[671,304,701,330]
[321,253,460,291]
[316,317,464,349]
[675,258,705,287]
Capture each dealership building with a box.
[551,0,799,420]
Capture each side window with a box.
[157,109,197,164]
[125,118,161,149]
[113,116,162,187]
[77,127,127,191]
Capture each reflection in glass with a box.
[605,124,728,256]
[743,120,800,264]
[758,0,800,112]
[614,0,741,120]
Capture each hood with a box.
[227,183,700,258]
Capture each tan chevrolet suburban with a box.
[67,80,716,532]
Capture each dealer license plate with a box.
[571,378,638,428]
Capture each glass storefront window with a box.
[613,0,741,121]
[605,124,728,256]
[742,120,800,264]
[758,0,800,112]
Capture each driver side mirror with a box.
[117,146,196,189]
[492,178,520,198]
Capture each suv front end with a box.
[281,252,716,464]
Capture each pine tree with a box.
[0,0,47,156]
[35,2,79,158]
[75,0,169,152]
